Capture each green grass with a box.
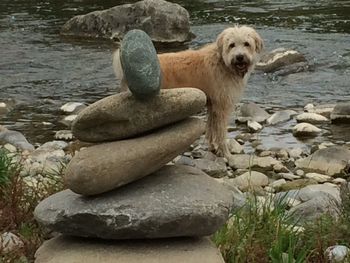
[0,148,65,262]
[213,187,350,263]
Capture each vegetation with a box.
[213,188,350,263]
[0,148,64,262]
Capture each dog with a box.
[113,25,263,159]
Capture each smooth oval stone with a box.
[72,88,206,142]
[36,165,234,239]
[120,29,161,99]
[66,118,205,195]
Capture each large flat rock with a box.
[35,235,224,263]
[35,165,234,239]
[66,118,205,195]
[72,88,206,142]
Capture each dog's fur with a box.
[113,25,263,158]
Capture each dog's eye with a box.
[229,43,235,49]
[244,42,250,47]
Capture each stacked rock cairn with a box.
[34,30,234,263]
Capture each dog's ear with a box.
[251,31,264,54]
[216,32,225,55]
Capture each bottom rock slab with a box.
[35,235,225,263]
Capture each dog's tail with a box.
[112,49,128,91]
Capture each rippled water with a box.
[0,0,349,144]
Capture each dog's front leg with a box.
[206,100,232,158]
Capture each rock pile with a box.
[34,30,232,262]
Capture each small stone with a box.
[3,143,17,153]
[305,173,331,183]
[66,118,205,195]
[231,171,269,191]
[0,232,24,253]
[332,178,347,185]
[0,127,35,151]
[270,179,287,189]
[60,102,86,114]
[273,163,289,173]
[35,235,225,263]
[325,245,350,263]
[266,110,297,125]
[228,154,281,172]
[306,104,335,118]
[192,158,228,178]
[54,130,74,141]
[296,169,305,177]
[296,112,329,123]
[288,148,304,159]
[120,29,161,99]
[259,150,274,157]
[72,88,206,142]
[279,173,301,180]
[226,138,244,154]
[276,179,317,192]
[247,120,262,132]
[238,102,269,123]
[276,149,289,160]
[293,123,321,137]
[61,114,78,127]
[304,103,314,112]
[36,165,234,239]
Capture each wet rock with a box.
[305,173,331,183]
[0,102,9,115]
[325,245,350,263]
[54,130,74,141]
[305,103,335,118]
[295,112,328,123]
[247,120,262,132]
[295,146,350,176]
[61,0,192,45]
[292,122,321,137]
[72,88,206,142]
[0,126,34,151]
[266,110,297,125]
[238,102,270,123]
[60,114,77,127]
[232,171,269,191]
[66,118,205,195]
[331,102,350,123]
[226,138,244,154]
[192,158,227,178]
[120,30,161,99]
[0,232,24,253]
[35,235,225,263]
[273,61,311,76]
[36,165,234,239]
[228,154,281,172]
[60,102,86,114]
[256,48,307,73]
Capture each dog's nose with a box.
[236,54,244,62]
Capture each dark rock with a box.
[331,102,350,124]
[0,126,34,151]
[35,165,234,239]
[61,0,193,45]
[120,30,161,99]
[237,102,270,123]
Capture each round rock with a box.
[66,118,205,195]
[36,165,234,239]
[72,88,206,142]
[120,29,161,99]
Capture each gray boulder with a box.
[256,48,307,73]
[237,102,270,123]
[331,102,350,124]
[72,88,206,142]
[35,235,225,263]
[36,165,234,239]
[192,158,228,178]
[120,30,161,99]
[66,118,205,195]
[0,126,34,151]
[266,110,297,125]
[295,146,350,176]
[61,0,193,45]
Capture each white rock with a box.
[232,171,269,190]
[293,123,321,137]
[60,102,85,113]
[4,143,17,153]
[304,103,314,111]
[266,110,297,125]
[60,114,78,127]
[288,148,305,159]
[325,245,350,263]
[55,130,74,141]
[0,232,24,253]
[296,112,329,123]
[332,178,347,185]
[247,120,262,132]
[42,121,53,126]
[305,173,331,183]
[270,179,287,189]
[279,173,301,180]
[319,142,335,149]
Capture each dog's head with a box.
[216,26,263,76]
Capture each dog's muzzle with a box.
[232,54,250,74]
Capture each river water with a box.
[0,0,349,144]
